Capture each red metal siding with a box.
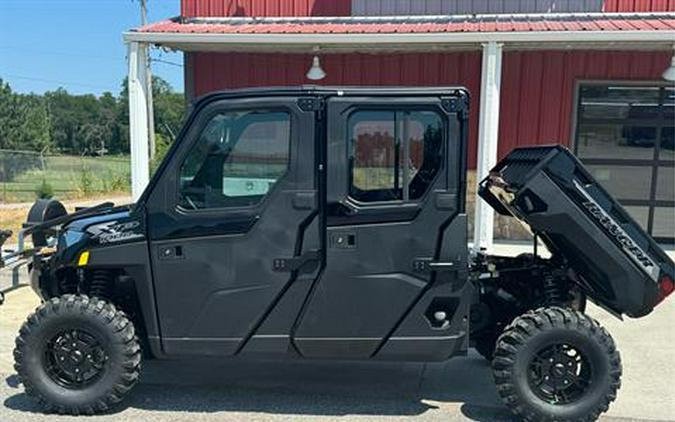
[181,0,350,17]
[497,50,672,159]
[604,0,675,11]
[189,50,670,168]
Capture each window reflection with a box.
[575,84,674,240]
[664,88,674,120]
[659,126,675,159]
[656,166,675,202]
[577,124,656,160]
[579,86,660,120]
[653,207,675,239]
[586,165,653,200]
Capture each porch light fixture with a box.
[306,55,326,81]
[663,45,675,82]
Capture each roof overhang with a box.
[123,13,675,53]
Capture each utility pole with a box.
[139,0,156,161]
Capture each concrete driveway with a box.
[1,285,674,422]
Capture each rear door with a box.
[146,95,320,356]
[294,93,467,359]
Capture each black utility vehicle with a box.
[14,87,675,421]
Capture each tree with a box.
[119,75,185,147]
[0,79,48,181]
[0,79,51,151]
[0,77,185,156]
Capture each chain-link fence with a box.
[0,149,131,203]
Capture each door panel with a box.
[147,97,319,356]
[294,96,465,359]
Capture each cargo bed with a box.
[479,146,674,317]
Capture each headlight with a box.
[58,230,85,251]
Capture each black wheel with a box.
[26,199,67,247]
[493,307,621,422]
[14,295,141,414]
[473,291,587,362]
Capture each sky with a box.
[0,0,184,96]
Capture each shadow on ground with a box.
[4,353,516,420]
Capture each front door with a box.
[146,95,320,356]
[294,93,469,359]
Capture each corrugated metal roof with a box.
[137,13,675,34]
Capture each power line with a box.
[151,58,183,68]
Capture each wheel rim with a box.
[527,343,593,405]
[43,329,109,389]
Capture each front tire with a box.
[493,307,621,422]
[14,295,142,414]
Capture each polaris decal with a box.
[97,221,144,245]
[573,180,659,282]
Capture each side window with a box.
[179,110,290,210]
[349,110,443,202]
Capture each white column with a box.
[128,41,150,201]
[473,41,503,252]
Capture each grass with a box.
[0,155,131,203]
[0,194,132,246]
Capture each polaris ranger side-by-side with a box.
[12,87,674,421]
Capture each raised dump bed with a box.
[479,145,674,318]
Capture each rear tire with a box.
[14,295,141,414]
[492,306,621,422]
[473,290,587,362]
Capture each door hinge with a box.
[273,250,321,272]
[441,95,469,120]
[297,97,324,113]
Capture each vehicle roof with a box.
[191,85,469,108]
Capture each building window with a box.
[348,110,443,203]
[574,84,674,242]
[179,110,290,210]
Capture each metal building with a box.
[125,0,675,246]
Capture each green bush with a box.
[35,178,54,199]
[109,170,130,192]
[150,132,172,175]
[77,165,94,196]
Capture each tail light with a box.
[656,274,674,305]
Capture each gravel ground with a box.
[1,243,674,422]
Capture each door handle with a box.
[412,258,455,273]
[292,192,316,210]
[272,250,320,272]
[428,261,455,269]
[157,245,184,260]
